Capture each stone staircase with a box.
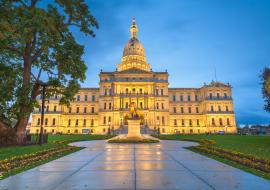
[114,125,156,135]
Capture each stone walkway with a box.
[1,140,270,190]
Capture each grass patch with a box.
[156,134,270,160]
[0,134,113,179]
[155,134,270,180]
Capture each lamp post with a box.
[37,81,48,145]
[108,121,111,135]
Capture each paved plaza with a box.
[0,140,270,190]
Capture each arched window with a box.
[52,118,56,126]
[103,116,106,125]
[212,118,215,126]
[68,119,71,126]
[227,118,230,125]
[37,118,40,125]
[76,119,78,126]
[219,118,223,126]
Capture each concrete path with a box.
[1,140,270,190]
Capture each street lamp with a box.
[37,80,48,145]
[108,121,111,135]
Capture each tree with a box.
[262,67,270,112]
[0,0,98,143]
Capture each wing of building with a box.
[30,19,237,135]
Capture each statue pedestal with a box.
[127,119,142,138]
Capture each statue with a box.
[129,102,139,119]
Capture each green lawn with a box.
[0,134,112,160]
[0,134,113,179]
[158,134,270,160]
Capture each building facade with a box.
[30,19,237,134]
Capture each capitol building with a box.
[30,19,237,135]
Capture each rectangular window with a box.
[196,107,199,113]
[162,116,165,125]
[174,119,177,126]
[53,106,57,112]
[85,95,88,101]
[91,119,94,126]
[182,119,184,126]
[77,95,80,101]
[156,89,159,96]
[197,119,199,126]
[103,117,106,125]
[188,95,191,102]
[84,107,87,113]
[83,119,86,126]
[125,102,128,108]
[109,103,112,109]
[52,118,55,125]
[217,93,220,99]
[188,107,191,113]
[68,119,71,126]
[161,103,164,109]
[180,95,183,101]
[173,95,176,102]
[45,118,48,125]
[226,106,229,112]
[211,106,214,112]
[104,103,106,110]
[140,102,143,108]
[91,107,95,113]
[161,89,164,95]
[76,119,78,126]
[189,119,192,126]
[181,107,184,113]
[224,93,228,99]
[218,106,221,112]
[195,95,198,101]
[92,95,95,101]
[210,93,213,99]
[76,107,79,113]
[156,103,159,109]
[173,107,176,113]
[69,107,71,113]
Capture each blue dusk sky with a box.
[46,0,270,125]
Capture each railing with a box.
[205,96,232,100]
[206,111,234,114]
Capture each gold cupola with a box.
[117,18,151,72]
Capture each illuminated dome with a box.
[118,18,151,72]
[123,38,145,57]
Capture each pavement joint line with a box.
[162,148,216,190]
[49,150,104,190]
[133,144,137,190]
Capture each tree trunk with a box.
[15,116,29,143]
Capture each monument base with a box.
[126,119,142,139]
